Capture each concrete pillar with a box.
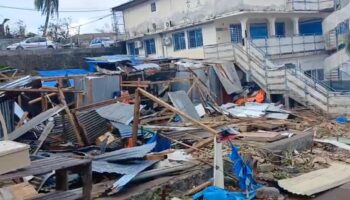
[292,17,300,35]
[268,17,276,37]
[240,18,248,46]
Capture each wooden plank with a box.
[15,112,28,129]
[138,88,218,137]
[81,163,92,200]
[0,110,8,140]
[0,88,82,93]
[0,158,90,181]
[238,132,287,142]
[131,90,141,147]
[56,169,69,191]
[29,93,57,105]
[32,121,55,155]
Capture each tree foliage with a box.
[34,0,59,37]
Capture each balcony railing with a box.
[251,35,325,56]
[287,0,335,11]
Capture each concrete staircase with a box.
[204,41,350,116]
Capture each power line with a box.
[0,5,111,13]
[70,14,112,28]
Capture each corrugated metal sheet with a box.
[96,103,134,125]
[213,63,242,94]
[168,91,200,121]
[92,160,158,193]
[76,110,109,144]
[5,105,65,141]
[111,122,143,138]
[74,75,121,106]
[278,163,350,196]
[0,100,14,138]
[94,142,156,162]
[0,76,32,89]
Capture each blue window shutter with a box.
[173,32,186,51]
[230,24,242,43]
[275,22,285,37]
[188,29,203,48]
[299,19,323,35]
[128,43,139,55]
[250,23,268,39]
[145,39,156,55]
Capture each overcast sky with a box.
[0,0,128,35]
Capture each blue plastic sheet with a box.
[193,186,255,200]
[336,116,348,124]
[147,134,171,152]
[38,69,89,87]
[230,145,260,191]
[193,144,260,200]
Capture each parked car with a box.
[89,37,116,48]
[6,37,56,50]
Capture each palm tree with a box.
[34,0,59,37]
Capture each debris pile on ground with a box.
[1,57,350,199]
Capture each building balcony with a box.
[204,35,325,60]
[287,0,335,11]
[251,35,325,56]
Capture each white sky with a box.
[0,0,128,34]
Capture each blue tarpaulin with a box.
[38,69,89,87]
[193,144,260,200]
[147,134,171,152]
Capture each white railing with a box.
[251,35,325,56]
[204,41,350,115]
[287,0,335,11]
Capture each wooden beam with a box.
[15,112,28,129]
[0,88,82,93]
[32,121,54,155]
[0,111,8,140]
[137,88,218,136]
[131,90,141,147]
[58,89,84,146]
[29,93,57,105]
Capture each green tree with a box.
[34,0,59,37]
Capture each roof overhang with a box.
[112,0,149,11]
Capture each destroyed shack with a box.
[0,56,350,200]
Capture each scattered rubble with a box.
[0,57,350,199]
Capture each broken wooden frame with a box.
[131,88,218,147]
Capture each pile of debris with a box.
[1,58,350,200]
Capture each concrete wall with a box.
[0,47,126,73]
[123,0,287,37]
[0,38,22,50]
[127,23,216,59]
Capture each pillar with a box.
[292,17,300,35]
[268,17,276,37]
[240,18,248,46]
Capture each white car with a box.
[89,37,116,48]
[7,37,56,50]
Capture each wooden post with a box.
[33,120,54,155]
[56,169,68,191]
[0,111,8,140]
[131,89,141,147]
[138,88,218,136]
[58,89,84,146]
[81,162,92,200]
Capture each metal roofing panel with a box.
[0,100,14,138]
[96,103,134,125]
[76,110,109,144]
[111,121,143,138]
[168,91,200,121]
[278,163,350,196]
[0,76,32,89]
[133,63,160,70]
[92,160,157,175]
[94,142,156,162]
[213,63,242,94]
[5,105,65,141]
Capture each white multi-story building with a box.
[113,0,350,115]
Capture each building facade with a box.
[113,0,350,115]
